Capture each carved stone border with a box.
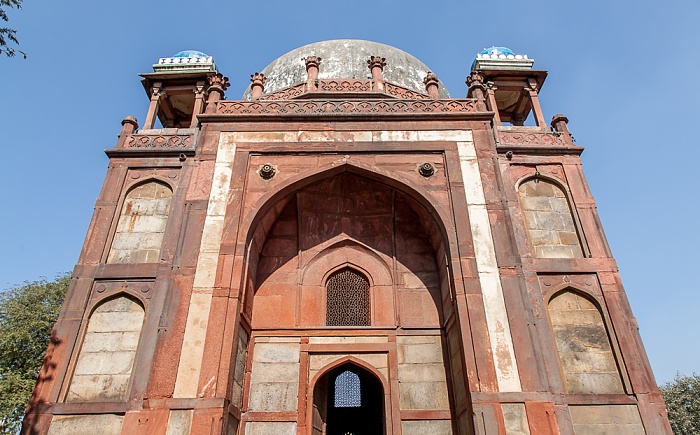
[216,99,478,116]
[125,134,194,149]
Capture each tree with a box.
[0,274,69,434]
[0,0,25,58]
[661,373,700,434]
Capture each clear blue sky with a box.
[1,0,698,384]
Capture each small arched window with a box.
[518,178,583,258]
[326,268,370,326]
[108,180,173,264]
[334,370,361,408]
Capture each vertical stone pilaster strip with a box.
[173,133,236,398]
[457,140,522,392]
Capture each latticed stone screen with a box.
[334,370,361,408]
[326,268,370,326]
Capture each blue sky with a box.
[1,0,698,384]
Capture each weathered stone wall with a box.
[518,178,583,258]
[395,196,441,328]
[501,403,531,435]
[166,410,193,435]
[397,335,451,416]
[402,420,453,435]
[47,414,123,435]
[247,338,300,412]
[549,291,623,394]
[66,296,144,402]
[107,181,172,263]
[230,327,248,408]
[569,405,645,434]
[244,421,296,435]
[308,336,388,381]
[251,199,298,328]
[446,322,471,435]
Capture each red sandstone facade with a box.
[22,43,672,435]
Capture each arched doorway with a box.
[312,363,384,435]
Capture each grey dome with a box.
[242,39,450,99]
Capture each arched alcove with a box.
[66,295,145,402]
[107,180,173,264]
[249,173,444,329]
[238,167,471,434]
[548,289,624,394]
[517,177,583,258]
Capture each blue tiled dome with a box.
[172,50,209,58]
[479,46,514,56]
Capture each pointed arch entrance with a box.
[312,362,385,435]
[233,164,474,434]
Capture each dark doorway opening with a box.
[312,363,384,435]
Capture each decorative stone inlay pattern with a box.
[318,79,371,92]
[498,130,566,147]
[259,81,432,101]
[125,134,193,149]
[384,82,431,99]
[217,99,477,115]
[258,83,306,101]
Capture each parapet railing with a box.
[496,125,576,149]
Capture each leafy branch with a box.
[0,0,25,58]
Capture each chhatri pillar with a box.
[423,71,440,99]
[367,55,386,92]
[205,72,229,113]
[304,56,321,92]
[250,72,266,100]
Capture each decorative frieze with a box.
[258,80,430,100]
[384,82,431,99]
[497,129,568,147]
[318,79,372,93]
[258,83,306,100]
[124,134,194,149]
[216,99,478,116]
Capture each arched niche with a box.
[299,239,394,327]
[239,162,455,313]
[517,177,583,258]
[66,294,145,402]
[107,179,173,264]
[236,166,472,434]
[248,173,444,329]
[547,288,624,394]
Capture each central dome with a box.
[242,39,450,99]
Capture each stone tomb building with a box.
[24,41,672,434]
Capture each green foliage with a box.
[0,0,25,58]
[0,274,69,434]
[661,373,700,435]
